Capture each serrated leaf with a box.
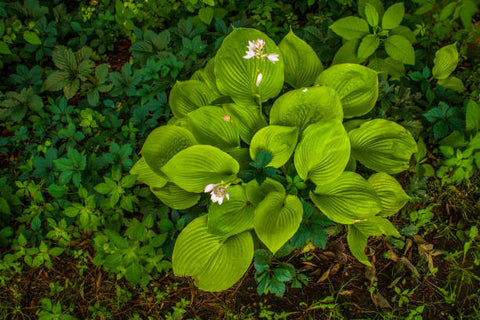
[250,125,298,168]
[279,30,323,88]
[384,35,415,65]
[23,31,42,45]
[357,34,380,59]
[173,215,254,291]
[382,3,405,30]
[198,7,214,25]
[330,17,370,40]
[161,145,239,193]
[315,63,378,118]
[254,193,303,254]
[0,41,11,54]
[349,119,417,174]
[437,76,465,93]
[311,171,382,224]
[358,0,385,20]
[294,121,350,186]
[365,3,379,27]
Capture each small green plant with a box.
[329,1,416,78]
[37,298,77,320]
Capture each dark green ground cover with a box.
[0,0,479,319]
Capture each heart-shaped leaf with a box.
[368,172,410,217]
[173,215,254,292]
[315,64,378,118]
[310,171,382,224]
[187,106,240,149]
[223,103,267,144]
[208,185,255,237]
[151,182,201,210]
[294,121,350,186]
[250,125,299,168]
[254,193,303,254]
[130,157,168,188]
[349,119,417,174]
[141,126,197,177]
[169,80,217,118]
[161,145,239,193]
[279,30,323,88]
[269,86,343,135]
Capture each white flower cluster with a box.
[243,39,279,64]
[204,182,230,205]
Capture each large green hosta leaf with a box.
[161,145,239,193]
[348,216,400,266]
[215,28,284,106]
[250,125,298,168]
[294,121,350,185]
[208,185,255,237]
[223,103,267,144]
[245,178,286,206]
[141,126,197,177]
[191,58,222,98]
[130,157,167,188]
[314,64,378,118]
[169,80,217,118]
[279,30,323,88]
[269,86,343,135]
[368,173,410,217]
[187,106,240,149]
[349,119,417,174]
[173,215,254,292]
[254,193,303,254]
[151,182,200,210]
[310,171,382,224]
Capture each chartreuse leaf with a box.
[348,216,400,265]
[294,121,350,186]
[250,125,299,168]
[358,0,385,20]
[245,178,285,206]
[279,30,323,88]
[130,157,168,188]
[169,80,217,118]
[173,215,254,292]
[310,171,382,224]
[215,28,284,106]
[349,119,417,174]
[269,86,343,135]
[329,17,370,40]
[315,64,378,118]
[223,103,267,144]
[254,192,303,254]
[365,3,379,27]
[187,106,240,149]
[141,126,196,177]
[332,40,364,65]
[208,185,255,237]
[432,43,459,80]
[382,2,405,30]
[151,182,201,210]
[202,58,222,98]
[357,35,380,59]
[161,145,239,193]
[368,173,410,217]
[437,77,465,93]
[384,35,415,65]
[347,225,370,265]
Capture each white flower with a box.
[267,53,279,64]
[256,72,263,87]
[242,38,279,64]
[204,182,230,205]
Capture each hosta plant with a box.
[131,27,417,292]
